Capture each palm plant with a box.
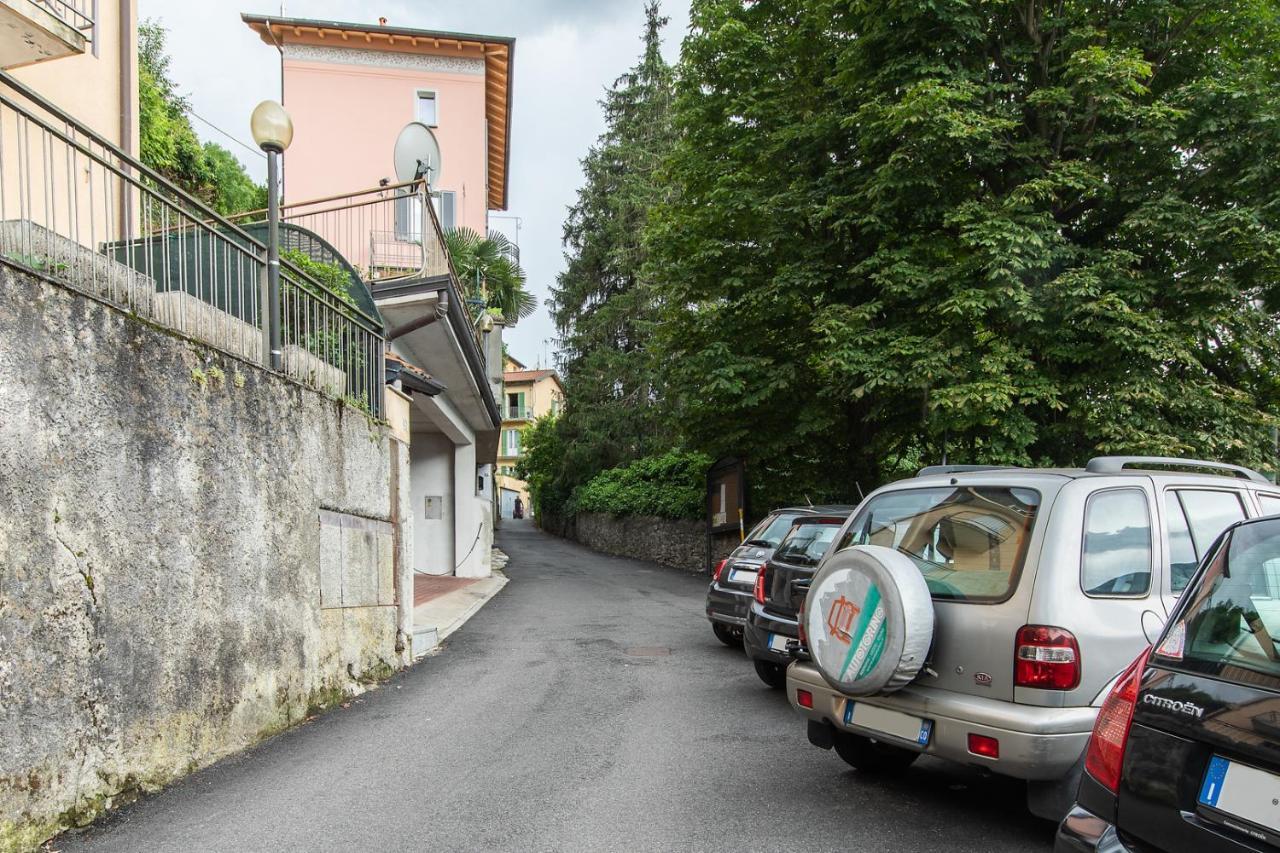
[444,227,537,325]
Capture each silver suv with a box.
[786,456,1280,820]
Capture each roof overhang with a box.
[372,276,501,440]
[241,13,513,210]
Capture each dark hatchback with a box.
[1058,515,1280,852]
[705,506,850,647]
[743,510,852,687]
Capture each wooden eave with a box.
[243,14,513,210]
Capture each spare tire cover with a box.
[804,545,934,696]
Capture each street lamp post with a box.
[250,100,294,371]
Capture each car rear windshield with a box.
[774,520,842,567]
[837,486,1041,602]
[744,513,801,548]
[1173,518,1280,689]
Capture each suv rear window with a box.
[837,486,1040,602]
[774,520,841,567]
[1173,517,1280,688]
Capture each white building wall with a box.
[409,432,455,576]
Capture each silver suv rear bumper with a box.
[787,661,1095,781]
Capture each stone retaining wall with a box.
[0,263,411,851]
[545,512,739,575]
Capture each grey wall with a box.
[558,513,740,575]
[0,264,410,850]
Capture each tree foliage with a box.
[527,2,678,518]
[571,450,712,520]
[444,227,536,324]
[139,20,265,216]
[646,0,1280,508]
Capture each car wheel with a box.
[753,659,787,689]
[832,732,919,773]
[712,623,742,647]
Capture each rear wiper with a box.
[1244,611,1280,663]
[742,539,772,548]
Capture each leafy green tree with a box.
[515,414,571,522]
[139,20,265,216]
[203,142,267,216]
[541,1,676,508]
[444,227,536,324]
[139,20,207,188]
[649,0,1280,506]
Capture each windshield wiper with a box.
[743,538,773,548]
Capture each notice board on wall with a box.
[706,457,747,538]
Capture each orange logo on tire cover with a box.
[827,595,860,644]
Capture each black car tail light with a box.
[1084,646,1151,793]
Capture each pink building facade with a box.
[244,16,513,233]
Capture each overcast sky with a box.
[140,0,691,369]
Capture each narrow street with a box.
[62,522,1054,852]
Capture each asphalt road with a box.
[61,520,1055,852]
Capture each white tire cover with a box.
[804,545,934,696]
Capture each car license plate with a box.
[768,633,791,653]
[729,568,757,585]
[1199,755,1280,836]
[843,700,932,747]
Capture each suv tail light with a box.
[797,599,809,647]
[754,565,768,605]
[1084,646,1152,793]
[712,558,729,582]
[1015,625,1081,690]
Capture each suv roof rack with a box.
[1085,456,1272,484]
[916,464,1018,478]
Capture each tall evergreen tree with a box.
[544,2,676,500]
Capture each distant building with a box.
[496,355,563,518]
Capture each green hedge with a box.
[569,451,712,520]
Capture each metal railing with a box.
[37,0,95,38]
[231,181,451,284]
[504,406,530,420]
[0,71,384,414]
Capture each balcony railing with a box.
[232,181,451,285]
[0,71,384,414]
[38,0,95,37]
[505,406,531,420]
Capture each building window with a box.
[417,92,438,126]
[503,429,521,456]
[432,191,457,232]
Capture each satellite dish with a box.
[393,121,443,186]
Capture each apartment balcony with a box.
[504,406,531,421]
[0,0,94,69]
[228,179,501,433]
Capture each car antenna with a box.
[856,481,865,500]
[804,494,813,507]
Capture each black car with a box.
[743,510,852,687]
[1057,514,1280,852]
[705,506,847,647]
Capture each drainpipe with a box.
[118,0,133,237]
[387,289,449,340]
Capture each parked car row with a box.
[706,456,1280,851]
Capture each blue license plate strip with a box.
[1198,755,1280,841]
